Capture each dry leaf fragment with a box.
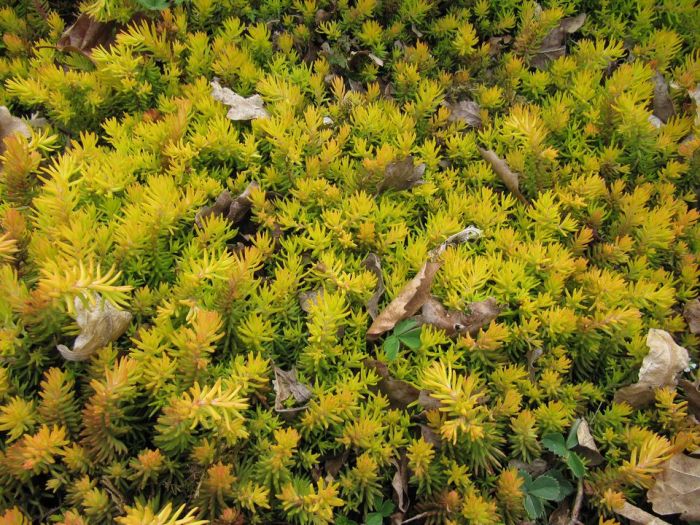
[508,458,549,477]
[614,329,690,408]
[377,156,426,192]
[56,14,118,58]
[0,106,31,155]
[418,296,500,337]
[478,147,529,205]
[195,182,259,228]
[647,454,700,521]
[56,295,132,361]
[391,453,410,514]
[299,289,324,313]
[430,226,483,258]
[445,100,482,128]
[574,418,604,466]
[364,359,420,409]
[363,253,385,320]
[527,347,544,382]
[417,389,442,410]
[273,367,312,413]
[531,13,586,69]
[683,299,700,334]
[652,72,675,123]
[678,379,700,419]
[615,502,671,525]
[211,79,269,121]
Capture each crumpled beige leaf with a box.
[615,501,671,525]
[683,299,700,334]
[614,329,690,408]
[273,367,312,413]
[377,156,426,192]
[647,454,700,521]
[531,13,586,69]
[363,253,385,320]
[211,79,269,121]
[445,100,482,128]
[0,106,31,155]
[574,418,604,466]
[478,147,529,205]
[652,72,675,123]
[418,296,501,337]
[56,295,132,361]
[391,453,410,514]
[56,13,118,59]
[195,181,259,228]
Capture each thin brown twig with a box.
[402,512,429,524]
[568,479,584,525]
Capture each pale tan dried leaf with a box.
[56,295,132,361]
[574,418,604,466]
[652,72,675,123]
[647,454,700,521]
[683,299,700,334]
[0,106,31,155]
[211,79,269,121]
[478,147,528,205]
[299,289,324,313]
[273,367,312,413]
[531,13,586,69]
[614,329,690,408]
[363,253,385,320]
[527,347,543,381]
[679,379,700,419]
[391,454,409,513]
[615,502,670,525]
[418,296,500,337]
[430,226,483,258]
[377,156,426,192]
[195,181,259,228]
[445,100,482,128]
[366,261,441,339]
[56,13,117,58]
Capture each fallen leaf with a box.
[420,424,442,447]
[363,253,385,320]
[652,72,675,123]
[614,329,690,408]
[299,289,324,313]
[391,453,410,513]
[648,115,663,129]
[547,499,571,525]
[211,79,269,121]
[430,226,483,258]
[573,418,604,466]
[531,13,586,69]
[688,85,700,124]
[273,367,312,413]
[678,379,700,419]
[683,299,700,334]
[527,347,544,381]
[195,181,259,228]
[417,390,442,411]
[56,14,117,59]
[615,502,671,525]
[0,106,31,156]
[478,147,529,205]
[488,35,512,56]
[324,451,349,479]
[508,459,549,477]
[418,296,500,337]
[647,454,700,520]
[377,156,426,192]
[56,295,132,361]
[366,261,441,340]
[364,359,420,409]
[445,100,482,128]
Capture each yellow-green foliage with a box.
[0,0,699,523]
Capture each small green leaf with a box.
[518,469,533,485]
[378,499,395,516]
[566,419,581,449]
[545,469,575,500]
[527,475,561,500]
[523,494,544,519]
[542,433,569,457]
[366,513,383,525]
[566,452,586,478]
[384,335,400,361]
[136,0,170,9]
[399,330,421,350]
[394,318,419,335]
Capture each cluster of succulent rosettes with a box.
[0,0,699,523]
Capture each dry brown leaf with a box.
[365,359,420,409]
[531,13,586,69]
[527,347,543,381]
[430,226,483,258]
[420,424,442,447]
[574,418,604,466]
[367,261,441,340]
[445,100,482,128]
[652,72,675,123]
[0,106,31,156]
[299,289,324,313]
[547,499,571,525]
[56,295,132,361]
[211,79,269,121]
[391,453,410,514]
[679,379,700,419]
[417,390,442,411]
[56,14,118,58]
[646,454,700,521]
[478,147,529,205]
[324,451,349,479]
[418,296,500,337]
[683,299,700,334]
[363,253,385,320]
[377,156,426,192]
[273,367,312,413]
[614,329,690,408]
[615,502,670,525]
[508,458,549,477]
[195,182,259,228]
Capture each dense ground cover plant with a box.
[0,0,699,523]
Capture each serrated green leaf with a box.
[379,499,395,516]
[528,475,561,500]
[545,469,575,500]
[567,452,586,478]
[394,318,419,336]
[384,335,400,361]
[566,419,581,449]
[518,469,533,486]
[399,330,421,350]
[366,513,383,525]
[542,433,569,457]
[523,494,544,519]
[136,0,170,9]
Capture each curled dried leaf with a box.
[614,329,690,408]
[478,147,528,205]
[363,253,385,320]
[445,100,482,128]
[531,13,586,69]
[573,418,604,466]
[391,453,409,514]
[364,359,420,409]
[377,156,426,192]
[56,295,132,361]
[56,14,118,59]
[211,79,269,121]
[195,182,259,228]
[418,296,500,337]
[679,379,700,419]
[652,72,675,123]
[683,299,700,334]
[615,501,670,525]
[646,454,700,521]
[299,289,324,313]
[430,226,483,258]
[273,367,312,413]
[0,106,31,156]
[527,347,544,381]
[508,458,549,477]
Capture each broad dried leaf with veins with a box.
[647,454,700,521]
[615,502,671,525]
[445,100,482,128]
[0,106,31,155]
[614,329,690,408]
[377,156,426,192]
[478,147,528,205]
[211,79,269,121]
[273,367,312,413]
[57,295,132,361]
[418,296,500,337]
[531,13,586,69]
[56,14,118,59]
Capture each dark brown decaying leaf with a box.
[615,502,671,525]
[56,295,132,361]
[391,453,410,514]
[418,390,442,411]
[508,459,548,477]
[324,451,349,479]
[573,418,604,466]
[646,454,700,521]
[420,424,442,447]
[652,72,675,123]
[614,329,690,408]
[273,367,312,413]
[547,499,571,525]
[445,100,482,128]
[679,379,700,419]
[527,347,543,381]
[56,14,117,58]
[366,261,441,340]
[195,181,260,228]
[478,147,529,205]
[531,13,586,69]
[418,296,501,337]
[364,359,420,409]
[363,253,385,320]
[377,156,426,192]
[0,106,31,156]
[683,299,700,334]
